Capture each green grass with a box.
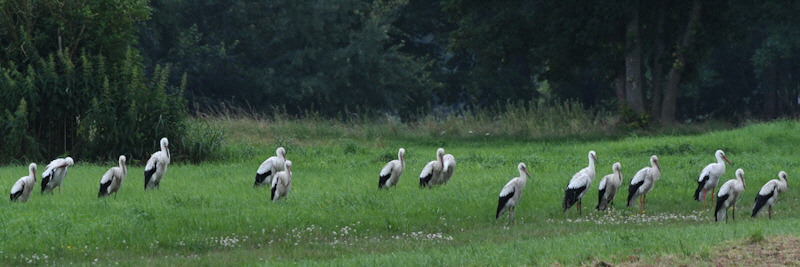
[0,120,798,265]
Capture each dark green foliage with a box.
[0,0,204,163]
[140,0,437,119]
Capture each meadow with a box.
[0,116,799,266]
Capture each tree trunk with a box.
[650,0,665,119]
[625,0,644,114]
[661,0,702,123]
[763,63,777,119]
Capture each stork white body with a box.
[419,148,445,188]
[496,163,532,223]
[40,157,74,194]
[99,155,127,198]
[627,155,661,213]
[752,171,788,219]
[563,151,598,216]
[10,163,37,202]
[271,161,293,201]
[254,147,287,187]
[378,148,405,189]
[694,150,732,208]
[440,154,456,185]
[597,162,623,211]
[144,137,170,190]
[715,168,745,222]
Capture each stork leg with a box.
[58,187,61,195]
[702,190,707,209]
[768,206,772,219]
[732,206,736,221]
[578,199,582,216]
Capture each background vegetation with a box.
[2,1,800,161]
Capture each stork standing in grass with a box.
[255,147,287,187]
[597,162,623,212]
[440,153,457,185]
[144,137,170,190]
[378,148,405,189]
[40,157,74,195]
[496,162,532,223]
[10,163,37,202]
[694,150,733,208]
[419,148,445,188]
[563,151,598,216]
[715,168,745,222]
[627,155,661,213]
[752,171,788,219]
[271,161,293,201]
[99,155,127,198]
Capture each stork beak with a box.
[524,170,532,179]
[723,156,733,166]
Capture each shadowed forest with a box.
[2,0,800,162]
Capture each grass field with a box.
[0,119,798,266]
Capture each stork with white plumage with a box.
[496,162,532,223]
[597,162,623,212]
[419,148,445,188]
[440,153,456,185]
[694,150,733,208]
[254,147,287,187]
[378,148,405,189]
[271,160,293,201]
[563,151,598,216]
[627,155,661,214]
[752,171,788,219]
[40,157,74,195]
[715,168,745,222]
[10,163,37,202]
[99,155,127,198]
[144,137,170,190]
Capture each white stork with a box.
[627,155,661,213]
[563,150,598,216]
[99,155,127,198]
[10,163,37,202]
[40,157,75,195]
[144,137,170,190]
[694,150,733,208]
[752,171,788,219]
[419,148,445,188]
[378,148,405,189]
[440,154,456,185]
[254,147,287,187]
[596,162,623,212]
[496,162,532,223]
[715,168,745,222]
[271,160,293,201]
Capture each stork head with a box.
[284,160,292,174]
[588,151,598,164]
[650,155,660,171]
[735,168,745,188]
[118,155,127,166]
[64,157,75,167]
[398,148,405,162]
[612,162,622,173]
[716,150,732,165]
[436,148,445,160]
[28,163,37,181]
[779,171,787,184]
[518,162,531,179]
[275,147,286,159]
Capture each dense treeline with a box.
[140,0,800,122]
[2,0,800,163]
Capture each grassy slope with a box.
[0,120,798,265]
